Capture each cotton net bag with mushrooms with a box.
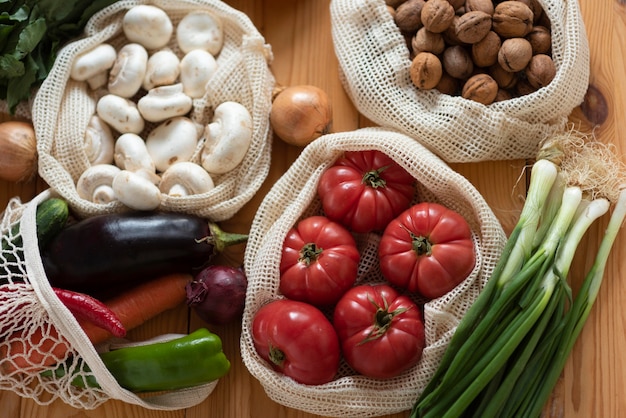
[329,0,589,163]
[32,0,274,220]
[240,128,507,417]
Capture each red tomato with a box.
[280,216,360,306]
[317,150,415,233]
[378,202,476,299]
[333,284,425,379]
[251,299,340,385]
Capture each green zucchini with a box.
[1,197,69,281]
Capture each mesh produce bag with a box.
[33,0,275,220]
[241,128,508,417]
[0,189,218,410]
[330,0,589,163]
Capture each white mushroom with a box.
[122,5,173,50]
[76,164,121,204]
[108,43,148,98]
[160,162,215,197]
[96,94,145,134]
[137,84,193,123]
[142,49,181,91]
[112,169,162,211]
[84,115,115,165]
[87,71,109,90]
[70,43,117,82]
[179,49,217,99]
[201,101,253,174]
[176,11,224,55]
[146,116,200,172]
[113,133,159,184]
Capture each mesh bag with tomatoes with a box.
[329,0,589,163]
[32,0,274,220]
[241,128,508,417]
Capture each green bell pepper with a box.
[44,328,230,392]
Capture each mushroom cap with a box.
[146,116,200,172]
[123,5,174,50]
[160,161,215,197]
[112,170,162,211]
[176,11,224,55]
[76,164,121,204]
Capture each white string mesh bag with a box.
[241,127,508,417]
[0,190,218,410]
[330,0,589,163]
[33,0,275,220]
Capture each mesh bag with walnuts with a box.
[33,0,275,220]
[330,0,589,163]
[241,128,508,417]
[0,190,217,410]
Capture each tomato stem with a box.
[268,343,286,367]
[360,295,409,345]
[361,165,390,189]
[299,243,323,265]
[400,224,432,256]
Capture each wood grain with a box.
[0,0,622,416]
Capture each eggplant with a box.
[41,211,248,295]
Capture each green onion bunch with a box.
[412,131,626,418]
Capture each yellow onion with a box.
[269,85,332,147]
[0,121,38,182]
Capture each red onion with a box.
[186,265,247,326]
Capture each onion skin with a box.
[186,265,248,326]
[0,121,38,182]
[270,85,332,147]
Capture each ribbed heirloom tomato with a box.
[251,299,340,385]
[333,284,425,379]
[378,202,476,299]
[317,150,415,233]
[279,215,360,306]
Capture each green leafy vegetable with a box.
[0,0,116,113]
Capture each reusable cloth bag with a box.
[0,0,274,410]
[241,128,508,417]
[33,0,275,220]
[0,190,216,410]
[330,0,589,162]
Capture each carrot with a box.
[0,273,192,374]
[79,273,193,345]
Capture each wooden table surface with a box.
[0,0,623,416]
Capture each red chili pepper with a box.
[53,288,126,338]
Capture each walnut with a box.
[494,88,513,102]
[489,62,518,89]
[526,25,551,54]
[454,10,492,44]
[498,37,533,72]
[471,30,501,67]
[461,73,498,104]
[395,0,426,33]
[436,71,461,95]
[516,0,544,23]
[421,0,456,33]
[447,0,466,11]
[465,0,494,16]
[515,78,536,96]
[442,45,474,79]
[525,54,556,89]
[410,52,443,89]
[386,0,408,8]
[492,1,534,38]
[412,27,446,54]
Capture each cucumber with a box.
[1,197,70,281]
[32,198,70,250]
